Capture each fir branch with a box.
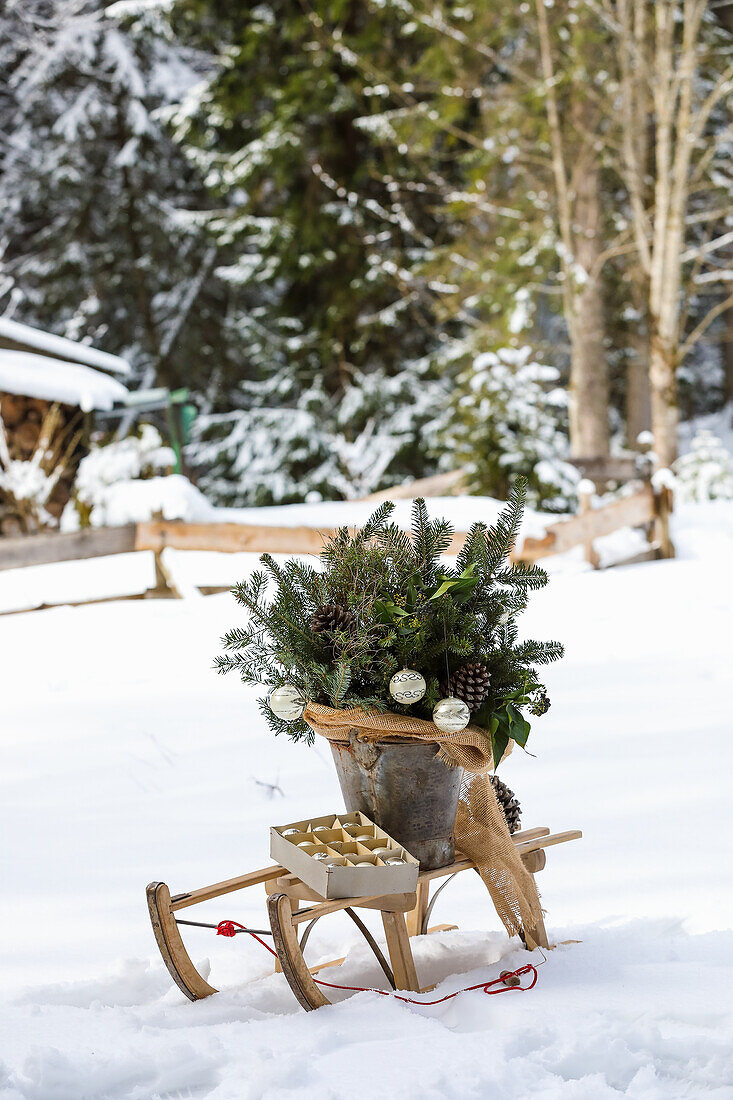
[360,500,396,540]
[494,561,549,590]
[482,478,527,575]
[455,522,487,573]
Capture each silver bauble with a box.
[432,696,470,733]
[268,684,306,721]
[389,668,427,704]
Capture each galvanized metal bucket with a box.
[330,732,463,870]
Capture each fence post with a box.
[653,480,675,559]
[578,480,600,569]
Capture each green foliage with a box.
[448,342,579,512]
[172,0,458,503]
[217,480,563,764]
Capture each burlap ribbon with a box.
[303,701,542,938]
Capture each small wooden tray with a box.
[270,811,419,899]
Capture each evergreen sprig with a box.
[218,479,563,761]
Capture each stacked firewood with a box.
[0,393,84,533]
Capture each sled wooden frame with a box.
[147,826,581,1010]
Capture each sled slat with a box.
[291,890,417,925]
[515,830,582,855]
[418,858,473,883]
[170,864,286,911]
[512,827,551,843]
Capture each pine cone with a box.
[491,775,522,835]
[310,603,356,639]
[441,662,491,711]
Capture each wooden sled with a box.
[147,826,581,1010]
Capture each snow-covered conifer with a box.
[0,1,230,391]
[673,430,733,503]
[450,343,578,512]
[172,0,451,501]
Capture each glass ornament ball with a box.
[268,684,306,721]
[389,668,427,705]
[432,696,470,733]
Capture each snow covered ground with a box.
[1,499,733,1098]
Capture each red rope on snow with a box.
[213,920,538,1004]
[313,964,538,1004]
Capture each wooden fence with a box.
[0,481,673,615]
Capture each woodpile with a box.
[0,393,84,534]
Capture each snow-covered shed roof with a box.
[0,317,131,377]
[0,350,129,411]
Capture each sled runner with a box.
[147,825,581,1010]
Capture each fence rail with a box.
[0,483,673,612]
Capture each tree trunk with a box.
[626,272,652,446]
[568,149,609,458]
[648,337,678,467]
[723,304,733,406]
[626,333,652,446]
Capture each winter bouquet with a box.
[217,479,562,771]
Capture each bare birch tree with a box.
[604,0,733,466]
[334,0,615,460]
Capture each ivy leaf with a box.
[506,702,531,747]
[429,564,479,602]
[491,727,510,771]
[374,599,410,622]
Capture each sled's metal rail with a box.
[147,826,581,1010]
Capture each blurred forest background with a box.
[0,0,731,512]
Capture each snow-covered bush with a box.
[673,429,733,503]
[188,359,449,507]
[450,344,578,513]
[188,406,350,508]
[62,425,214,529]
[335,361,450,498]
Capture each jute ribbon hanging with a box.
[303,702,542,938]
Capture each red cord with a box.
[214,920,538,1004]
[217,921,279,957]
